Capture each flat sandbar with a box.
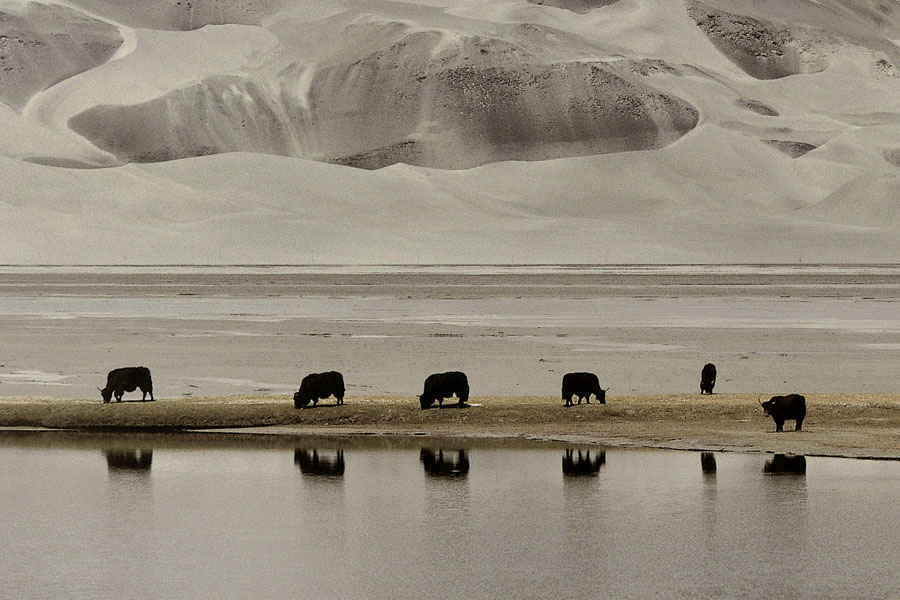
[2,394,900,459]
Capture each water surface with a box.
[2,433,899,599]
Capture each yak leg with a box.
[775,420,784,432]
[795,418,803,431]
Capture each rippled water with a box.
[2,433,900,599]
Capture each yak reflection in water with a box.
[763,454,807,475]
[700,452,717,474]
[104,449,153,472]
[294,449,345,476]
[562,449,605,476]
[420,449,470,477]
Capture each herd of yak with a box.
[98,361,807,433]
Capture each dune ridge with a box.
[1,0,900,263]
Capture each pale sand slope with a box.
[1,0,900,263]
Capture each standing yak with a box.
[700,363,717,395]
[561,372,607,406]
[293,371,345,408]
[419,371,469,409]
[760,394,806,432]
[99,366,154,403]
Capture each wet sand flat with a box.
[1,266,900,401]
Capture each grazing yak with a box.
[293,371,345,408]
[760,394,806,432]
[561,372,607,406]
[99,367,154,403]
[419,371,469,409]
[700,363,717,394]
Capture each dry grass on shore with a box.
[2,394,900,458]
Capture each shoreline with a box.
[2,393,900,460]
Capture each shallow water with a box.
[1,265,900,398]
[2,434,900,599]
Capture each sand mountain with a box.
[1,0,899,263]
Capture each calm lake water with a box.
[2,433,900,599]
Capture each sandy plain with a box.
[1,266,899,458]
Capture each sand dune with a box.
[1,0,900,263]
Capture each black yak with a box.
[760,394,806,432]
[293,371,345,408]
[99,367,154,403]
[700,363,716,394]
[419,371,469,409]
[561,372,606,406]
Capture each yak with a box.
[700,363,717,394]
[419,371,469,409]
[99,366,154,403]
[561,372,607,407]
[760,394,806,432]
[293,371,345,408]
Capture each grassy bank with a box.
[2,394,900,458]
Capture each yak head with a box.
[418,395,434,410]
[293,391,311,408]
[598,387,608,404]
[99,386,113,403]
[758,398,775,415]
